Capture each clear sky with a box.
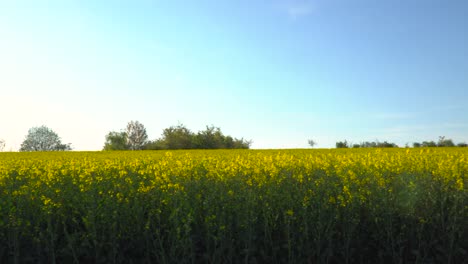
[1,0,467,151]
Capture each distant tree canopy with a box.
[437,136,455,147]
[337,136,468,149]
[335,140,349,149]
[103,120,148,151]
[20,126,71,152]
[307,139,316,148]
[152,124,195,150]
[334,137,468,149]
[335,140,398,148]
[104,122,251,150]
[145,124,251,150]
[103,131,128,151]
[420,141,437,147]
[413,136,463,148]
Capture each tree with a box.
[360,141,374,148]
[421,141,437,147]
[230,137,252,149]
[20,126,71,151]
[308,139,316,148]
[377,141,398,148]
[194,126,226,149]
[457,142,468,147]
[143,124,251,150]
[349,140,398,148]
[192,125,251,149]
[103,131,128,150]
[126,121,148,150]
[0,139,5,152]
[143,139,165,150]
[159,123,195,149]
[336,140,349,148]
[437,136,455,147]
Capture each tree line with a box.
[412,136,468,148]
[7,121,251,152]
[335,140,399,149]
[4,124,467,152]
[104,121,252,150]
[335,136,467,148]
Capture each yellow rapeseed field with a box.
[0,148,466,263]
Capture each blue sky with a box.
[1,0,467,150]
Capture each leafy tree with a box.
[336,140,349,148]
[103,131,128,150]
[421,141,437,147]
[20,126,71,151]
[193,126,251,149]
[437,136,455,147]
[159,124,195,149]
[413,137,466,148]
[308,139,316,148]
[377,141,398,148]
[143,139,165,150]
[457,142,468,147]
[351,140,398,148]
[231,137,252,149]
[224,136,235,149]
[194,126,225,149]
[126,121,148,150]
[360,141,377,148]
[144,124,251,150]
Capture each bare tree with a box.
[126,121,148,150]
[0,139,5,152]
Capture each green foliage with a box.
[142,139,165,150]
[105,123,251,151]
[194,126,224,149]
[160,124,195,149]
[361,141,398,148]
[421,141,437,147]
[336,140,349,148]
[338,137,467,149]
[103,121,148,151]
[19,126,71,151]
[336,140,398,148]
[308,139,316,147]
[437,136,455,147]
[145,124,251,150]
[103,131,128,150]
[413,136,464,148]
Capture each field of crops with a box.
[0,149,466,263]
